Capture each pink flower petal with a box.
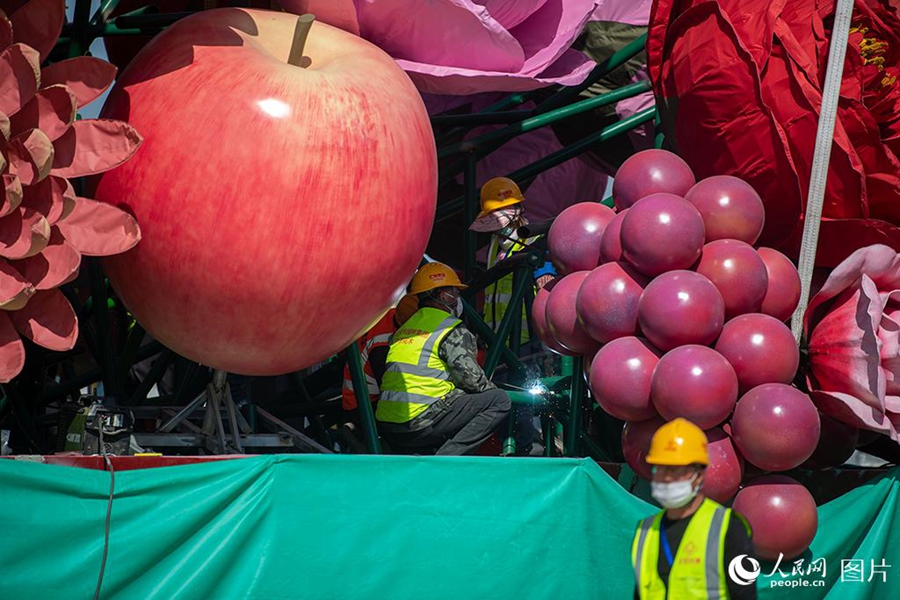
[0,43,39,117]
[8,0,64,62]
[40,57,117,109]
[811,390,898,441]
[55,197,140,256]
[804,244,900,332]
[50,119,142,178]
[509,0,596,77]
[280,0,361,35]
[8,288,77,351]
[808,279,886,411]
[9,227,80,290]
[483,0,549,29]
[0,256,31,303]
[8,84,77,141]
[7,127,53,186]
[21,175,70,223]
[1,173,22,217]
[0,205,49,259]
[879,293,900,396]
[0,311,25,383]
[401,48,596,94]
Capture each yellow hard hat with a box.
[645,418,709,466]
[409,262,468,295]
[478,177,524,219]
[395,293,419,326]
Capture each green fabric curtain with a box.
[0,455,897,599]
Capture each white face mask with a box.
[651,475,699,509]
[451,297,463,318]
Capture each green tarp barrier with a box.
[0,455,898,599]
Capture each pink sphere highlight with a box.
[757,248,802,322]
[637,270,725,351]
[576,262,648,343]
[695,239,768,320]
[545,272,599,355]
[599,208,628,263]
[612,149,696,210]
[732,383,821,471]
[621,193,706,277]
[548,202,616,275]
[684,175,765,244]
[703,427,744,504]
[650,345,738,429]
[733,475,818,560]
[715,313,799,392]
[590,337,661,421]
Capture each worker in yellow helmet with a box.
[632,418,757,600]
[377,262,511,455]
[470,177,540,342]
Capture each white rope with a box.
[790,0,856,342]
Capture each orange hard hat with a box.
[395,293,420,326]
[409,262,468,295]
[478,177,524,219]
[645,418,709,466]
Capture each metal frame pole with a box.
[564,356,585,457]
[464,153,478,282]
[346,342,382,454]
[483,266,531,377]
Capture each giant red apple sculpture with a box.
[94,9,437,374]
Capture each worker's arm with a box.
[439,326,496,394]
[725,514,758,600]
[369,345,388,385]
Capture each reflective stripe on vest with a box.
[631,498,731,600]
[484,234,534,339]
[376,308,461,423]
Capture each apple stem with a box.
[288,14,315,68]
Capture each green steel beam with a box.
[439,80,652,159]
[91,0,123,25]
[483,265,532,377]
[346,342,382,454]
[431,110,530,127]
[438,107,656,221]
[461,300,525,377]
[564,356,585,457]
[533,32,647,114]
[464,153,478,282]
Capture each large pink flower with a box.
[804,244,900,441]
[0,0,142,382]
[283,0,600,94]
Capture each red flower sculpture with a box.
[0,0,141,381]
[648,0,900,265]
[804,244,900,441]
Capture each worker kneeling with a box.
[633,418,756,600]
[376,262,511,455]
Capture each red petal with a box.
[0,205,48,259]
[808,279,886,411]
[51,119,142,178]
[0,43,39,117]
[7,128,53,186]
[1,173,22,217]
[8,288,77,351]
[8,84,76,141]
[21,175,70,223]
[8,0,64,62]
[0,311,25,383]
[0,15,11,53]
[9,227,80,289]
[40,57,117,109]
[0,256,31,303]
[56,197,140,256]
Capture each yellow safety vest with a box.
[376,308,461,424]
[631,498,732,600]
[484,233,536,343]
